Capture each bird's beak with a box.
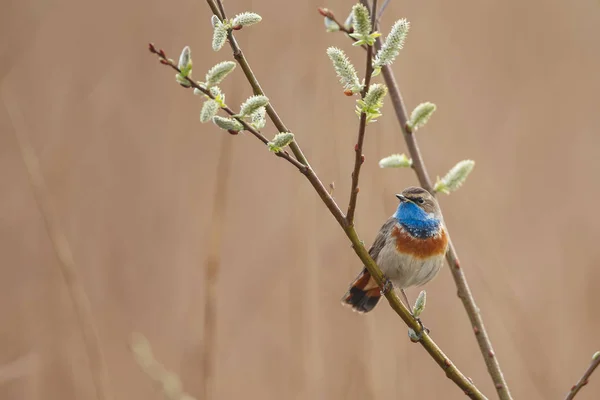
[396,194,407,202]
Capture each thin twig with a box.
[4,97,111,400]
[148,44,306,172]
[564,354,600,400]
[346,0,378,226]
[377,0,392,24]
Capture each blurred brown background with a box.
[2,0,600,399]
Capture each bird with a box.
[342,186,449,313]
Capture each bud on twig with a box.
[212,19,228,51]
[326,47,363,94]
[250,106,267,130]
[413,290,427,317]
[434,160,475,195]
[356,83,387,123]
[238,95,269,117]
[324,17,340,32]
[349,3,380,46]
[200,100,219,123]
[378,153,412,168]
[205,61,236,87]
[213,116,244,132]
[178,46,192,77]
[268,132,295,153]
[373,19,410,72]
[407,102,436,132]
[231,12,262,27]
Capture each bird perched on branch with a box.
[342,186,448,313]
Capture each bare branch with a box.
[564,353,600,400]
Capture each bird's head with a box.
[394,187,442,230]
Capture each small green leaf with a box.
[593,351,600,361]
[378,153,412,168]
[434,160,475,195]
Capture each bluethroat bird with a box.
[342,187,448,313]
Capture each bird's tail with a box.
[341,268,381,313]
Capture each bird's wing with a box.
[368,217,397,261]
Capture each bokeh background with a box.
[2,0,600,399]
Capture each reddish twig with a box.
[565,353,600,400]
[346,0,378,225]
[148,44,306,172]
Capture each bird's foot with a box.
[380,276,394,296]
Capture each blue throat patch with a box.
[394,202,440,239]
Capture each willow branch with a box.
[564,354,600,400]
[148,45,306,172]
[207,0,309,167]
[346,0,377,225]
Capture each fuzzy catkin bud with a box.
[238,95,269,117]
[351,3,371,38]
[326,47,362,94]
[363,84,387,110]
[413,290,426,317]
[378,153,412,168]
[231,12,262,27]
[178,46,192,76]
[212,22,228,51]
[251,107,267,130]
[268,132,294,152]
[213,116,244,131]
[374,19,410,68]
[205,61,236,87]
[407,102,436,132]
[434,160,475,194]
[200,100,219,123]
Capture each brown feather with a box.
[392,225,448,259]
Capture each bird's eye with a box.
[416,198,424,204]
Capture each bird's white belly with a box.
[376,242,444,289]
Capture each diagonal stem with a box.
[564,354,600,400]
[346,0,378,225]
